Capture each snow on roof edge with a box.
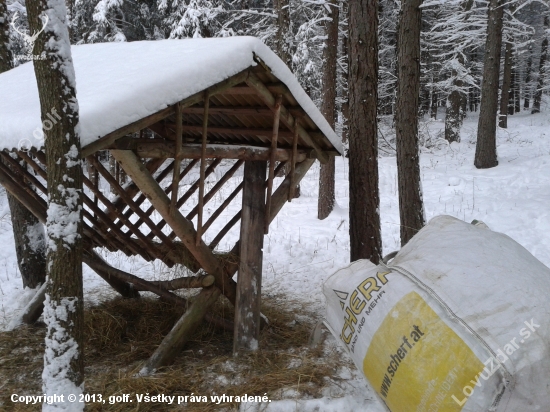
[0,37,342,154]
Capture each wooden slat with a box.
[171,102,183,212]
[149,158,222,240]
[197,91,210,246]
[233,160,266,353]
[186,159,243,222]
[265,95,282,234]
[202,182,243,234]
[289,119,300,201]
[209,211,241,250]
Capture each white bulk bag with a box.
[324,215,550,411]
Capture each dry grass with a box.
[0,294,336,411]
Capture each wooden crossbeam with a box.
[111,139,309,162]
[245,72,329,164]
[178,124,304,139]
[81,69,251,157]
[111,150,238,304]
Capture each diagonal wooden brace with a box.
[111,150,238,304]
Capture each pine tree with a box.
[348,0,381,262]
[395,0,425,245]
[474,0,504,169]
[26,0,85,407]
[318,0,339,220]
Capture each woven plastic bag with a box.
[324,215,550,411]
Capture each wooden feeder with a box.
[0,38,341,372]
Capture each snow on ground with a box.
[1,107,549,411]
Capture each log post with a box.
[289,119,300,201]
[234,160,267,354]
[139,286,221,376]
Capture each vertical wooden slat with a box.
[264,94,282,234]
[171,102,182,212]
[289,118,300,201]
[234,160,267,354]
[196,91,210,245]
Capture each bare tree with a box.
[474,0,504,169]
[0,0,47,290]
[348,0,382,263]
[26,0,85,406]
[318,0,339,220]
[395,0,425,245]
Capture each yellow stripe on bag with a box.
[363,291,483,412]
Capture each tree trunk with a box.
[26,0,85,407]
[512,58,520,113]
[348,0,382,263]
[499,41,513,128]
[524,45,533,109]
[0,0,48,290]
[532,16,548,114]
[318,0,339,220]
[474,0,504,169]
[395,0,425,246]
[275,0,292,68]
[445,90,462,142]
[430,88,438,119]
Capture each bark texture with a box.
[348,0,382,263]
[0,0,47,289]
[395,0,425,246]
[318,0,339,220]
[26,0,85,402]
[474,0,504,169]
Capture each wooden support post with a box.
[289,119,300,201]
[234,160,267,354]
[197,91,210,246]
[139,286,221,376]
[170,102,182,213]
[265,95,282,234]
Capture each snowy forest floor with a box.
[0,104,549,411]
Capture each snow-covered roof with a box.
[0,36,342,154]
